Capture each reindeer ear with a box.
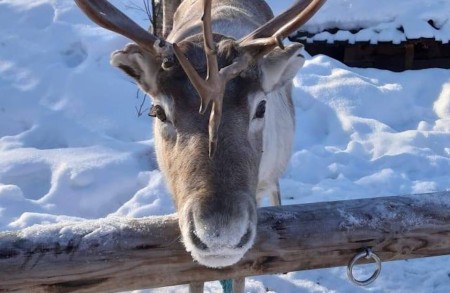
[110,43,160,95]
[259,43,305,93]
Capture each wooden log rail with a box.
[1,191,450,292]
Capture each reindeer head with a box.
[75,0,325,268]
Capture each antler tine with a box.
[202,0,219,86]
[74,0,172,58]
[173,0,232,158]
[173,0,325,158]
[238,0,326,56]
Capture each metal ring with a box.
[347,248,382,286]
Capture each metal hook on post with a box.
[347,248,382,286]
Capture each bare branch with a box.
[134,88,149,117]
[152,0,163,36]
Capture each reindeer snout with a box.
[188,217,254,252]
[180,195,257,268]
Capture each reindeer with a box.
[74,0,325,292]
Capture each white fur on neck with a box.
[257,85,295,202]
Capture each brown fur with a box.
[110,0,304,273]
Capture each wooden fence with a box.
[1,191,450,292]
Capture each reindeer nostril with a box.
[190,228,208,251]
[236,227,252,249]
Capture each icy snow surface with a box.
[1,0,450,292]
[294,0,450,44]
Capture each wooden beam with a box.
[1,191,450,292]
[405,43,415,69]
[300,38,450,71]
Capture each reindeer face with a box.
[112,41,266,267]
[111,39,304,267]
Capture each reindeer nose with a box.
[236,227,252,248]
[189,220,254,251]
[190,227,208,251]
[181,196,257,267]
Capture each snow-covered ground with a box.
[300,0,450,44]
[1,0,449,292]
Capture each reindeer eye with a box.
[149,105,167,122]
[254,100,266,119]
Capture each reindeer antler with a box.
[173,0,251,158]
[74,0,172,59]
[75,0,325,158]
[239,0,325,54]
[173,0,325,158]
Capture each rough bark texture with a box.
[1,191,450,292]
[162,0,181,38]
[152,0,181,38]
[151,0,163,36]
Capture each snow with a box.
[1,0,450,292]
[281,0,450,44]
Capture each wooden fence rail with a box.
[1,191,450,292]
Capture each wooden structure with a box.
[292,35,450,71]
[292,10,450,71]
[1,191,450,292]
